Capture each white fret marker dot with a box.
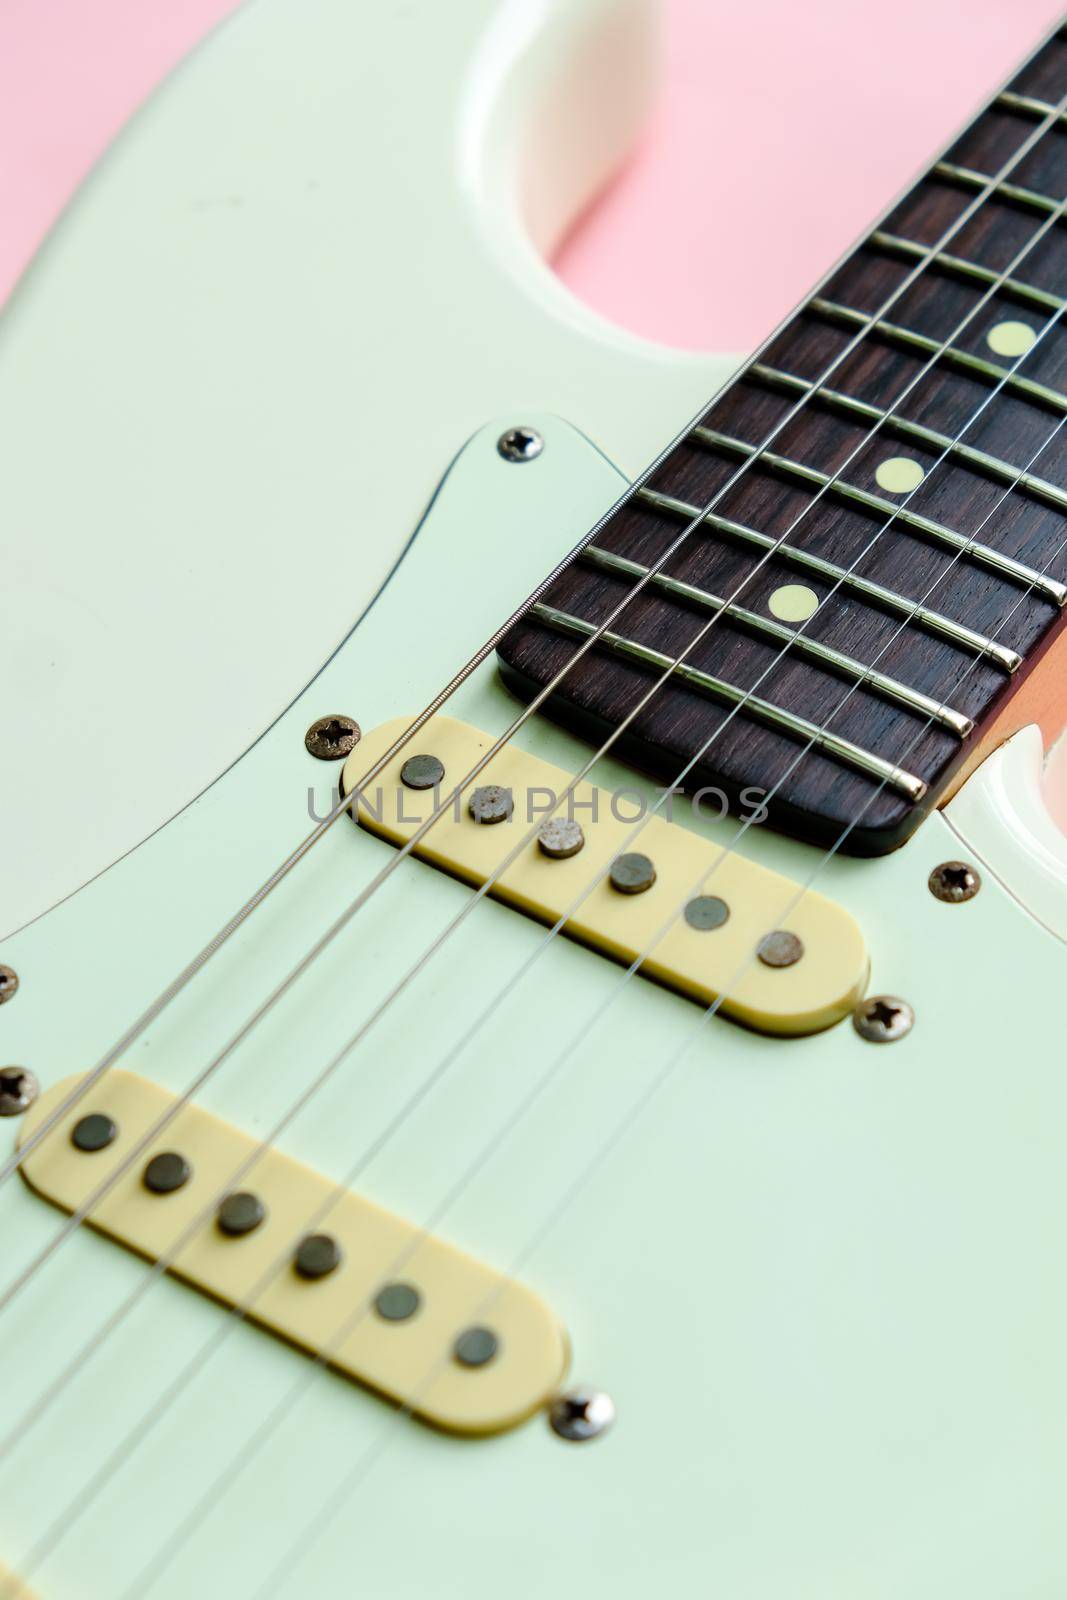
[875,456,925,494]
[987,319,1036,358]
[768,584,819,623]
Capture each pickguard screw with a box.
[853,995,914,1043]
[497,426,544,463]
[928,861,981,903]
[305,715,361,760]
[0,966,19,1006]
[0,1068,38,1118]
[548,1386,615,1442]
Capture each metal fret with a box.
[871,229,1064,316]
[809,295,1067,418]
[996,89,1067,123]
[750,361,1067,514]
[528,602,928,801]
[635,485,1023,672]
[581,543,974,736]
[934,159,1067,220]
[694,425,1067,605]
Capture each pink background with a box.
[0,0,1062,347]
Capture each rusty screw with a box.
[853,995,914,1043]
[0,966,18,1007]
[0,1067,38,1117]
[304,715,361,761]
[928,861,981,903]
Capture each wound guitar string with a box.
[1,26,1059,1222]
[10,82,1067,1591]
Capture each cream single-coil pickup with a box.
[344,717,869,1036]
[18,1072,569,1435]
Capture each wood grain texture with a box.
[498,27,1067,855]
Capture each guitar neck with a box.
[498,21,1067,856]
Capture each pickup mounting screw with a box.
[0,1068,38,1118]
[928,861,980,903]
[548,1386,615,1442]
[305,715,361,760]
[0,966,18,1006]
[853,995,914,1043]
[497,426,544,463]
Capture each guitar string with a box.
[2,115,1064,1475]
[129,389,1067,1600]
[2,96,1060,1402]
[45,28,1067,1587]
[12,193,1067,1594]
[2,72,1062,1497]
[0,62,1055,1237]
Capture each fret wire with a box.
[934,159,1067,219]
[996,88,1067,122]
[694,425,1067,604]
[871,229,1063,315]
[529,601,928,800]
[750,361,1067,513]
[636,484,1022,671]
[581,543,974,736]
[809,295,1067,418]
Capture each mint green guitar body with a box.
[1,2,1066,1595]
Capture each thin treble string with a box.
[5,80,1066,1503]
[249,417,1067,1600]
[6,146,1066,1491]
[2,71,1057,1235]
[21,221,1067,1594]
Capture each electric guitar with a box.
[2,2,1067,1595]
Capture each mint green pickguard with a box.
[1,420,1065,1598]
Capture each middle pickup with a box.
[344,716,868,1036]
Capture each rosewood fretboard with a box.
[497,24,1067,855]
